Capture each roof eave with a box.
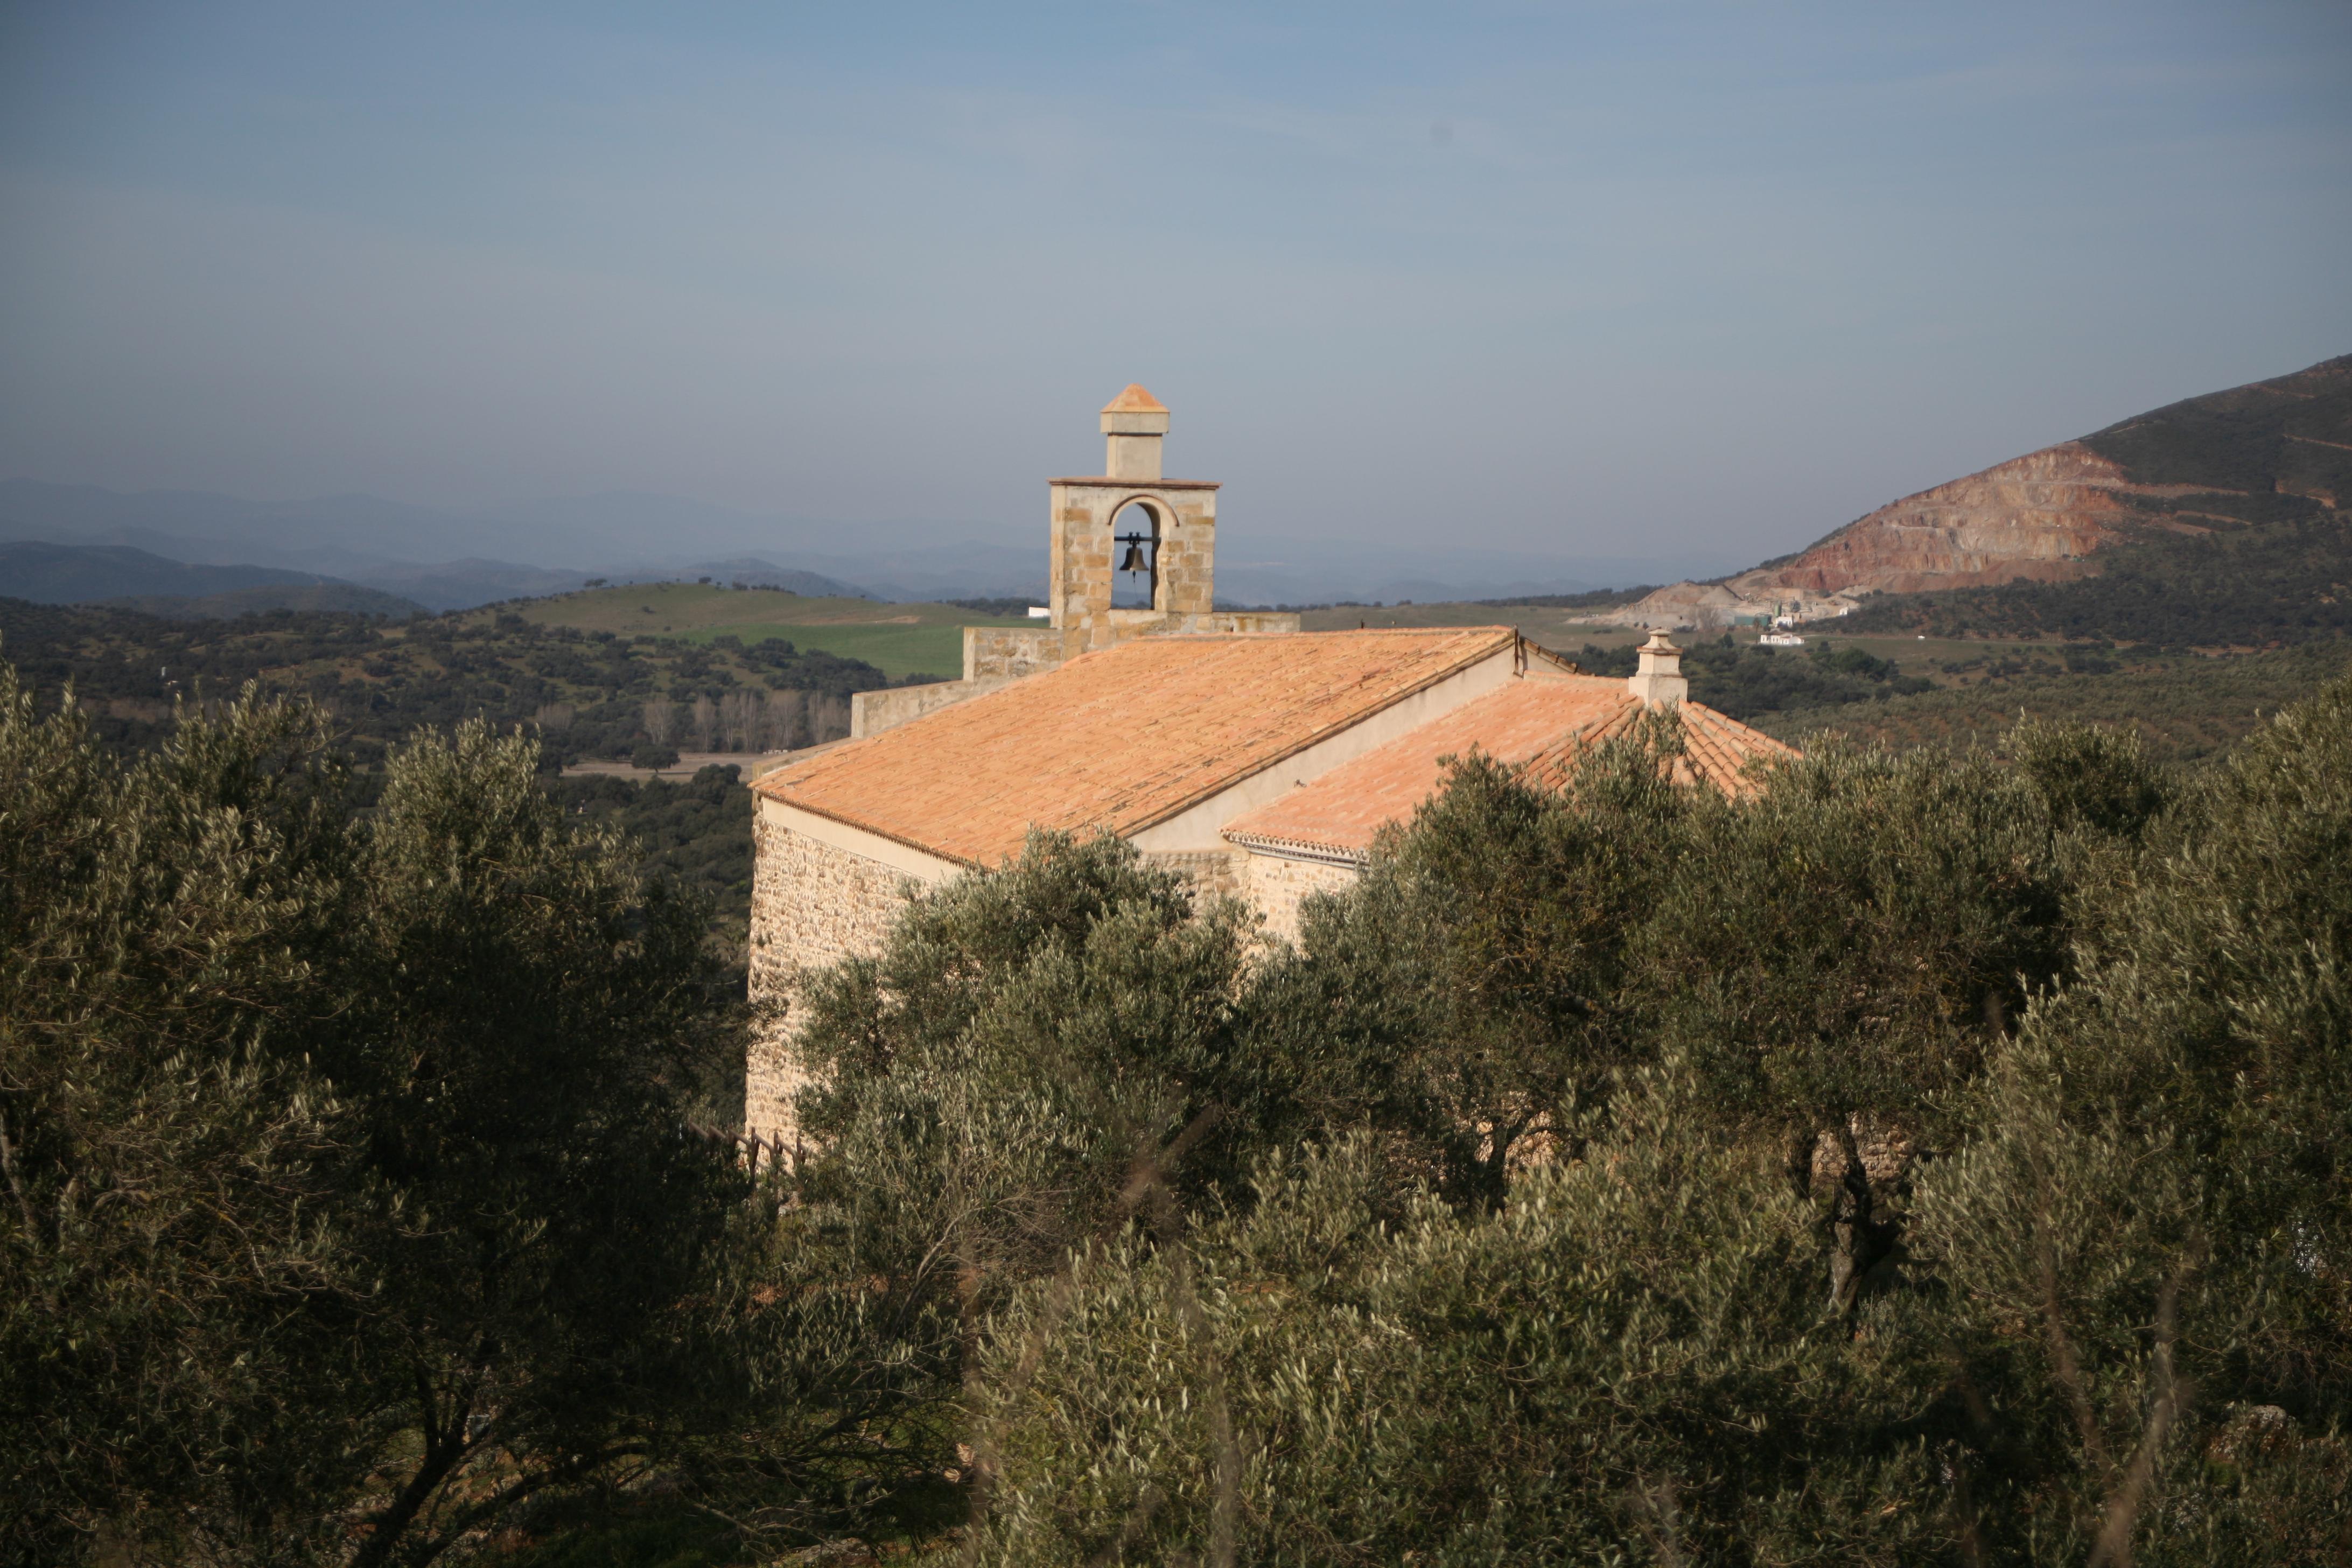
[1222,831,1370,869]
[757,789,986,872]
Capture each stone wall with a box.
[1142,847,1245,902]
[1238,850,1362,943]
[965,625,1075,681]
[1178,612,1303,635]
[745,809,923,1149]
[851,676,1016,738]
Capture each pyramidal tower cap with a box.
[1102,383,1168,414]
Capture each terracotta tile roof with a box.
[1222,677,1796,860]
[753,627,1518,867]
[1102,383,1168,413]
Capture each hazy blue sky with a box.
[2,1,2347,569]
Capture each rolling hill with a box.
[1619,352,2351,647]
[0,541,425,619]
[104,583,430,619]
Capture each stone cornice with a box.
[1047,477,1222,490]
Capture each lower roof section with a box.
[1222,678,1796,862]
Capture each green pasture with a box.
[676,620,1005,681]
[502,581,1027,681]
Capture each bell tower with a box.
[1046,384,1221,651]
[942,387,1298,698]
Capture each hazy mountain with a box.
[0,477,1724,611]
[3,540,319,599]
[0,479,958,604]
[0,541,427,619]
[347,558,599,612]
[106,583,430,620]
[0,481,512,566]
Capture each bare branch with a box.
[2089,1240,2202,1568]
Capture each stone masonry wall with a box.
[965,626,1075,681]
[1240,850,1362,943]
[1142,848,1245,902]
[745,809,923,1149]
[1049,480,1220,652]
[851,676,1016,738]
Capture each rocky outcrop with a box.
[1612,443,2170,629]
[1605,352,2350,633]
[1735,441,2147,597]
[1601,578,1869,632]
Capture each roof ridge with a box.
[1115,630,1520,836]
[757,626,1530,865]
[1108,624,1515,640]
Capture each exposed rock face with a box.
[1735,441,2143,597]
[1607,352,2350,633]
[1601,578,1861,632]
[1613,442,2176,628]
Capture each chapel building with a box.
[744,387,1792,1145]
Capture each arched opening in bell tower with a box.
[1109,499,1162,609]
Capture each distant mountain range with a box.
[16,349,2343,633]
[0,477,1724,612]
[0,540,878,619]
[0,541,428,619]
[0,481,914,610]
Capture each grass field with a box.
[494,582,1031,681]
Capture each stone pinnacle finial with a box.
[1101,384,1170,480]
[1627,628,1688,709]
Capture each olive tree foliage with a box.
[1,667,368,1566]
[1632,735,2100,1314]
[935,696,2352,1564]
[2001,714,2172,845]
[328,720,743,1568]
[964,1077,1946,1566]
[1909,676,2352,1564]
[627,831,1347,1551]
[0,664,745,1568]
[750,695,2345,1564]
[788,835,1266,1357]
[1246,722,1690,1207]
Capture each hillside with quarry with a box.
[1615,351,2352,641]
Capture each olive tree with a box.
[0,669,746,1568]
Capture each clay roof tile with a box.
[753,627,1518,866]
[1224,681,1796,860]
[1101,383,1169,414]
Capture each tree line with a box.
[0,599,898,769]
[3,652,2348,1564]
